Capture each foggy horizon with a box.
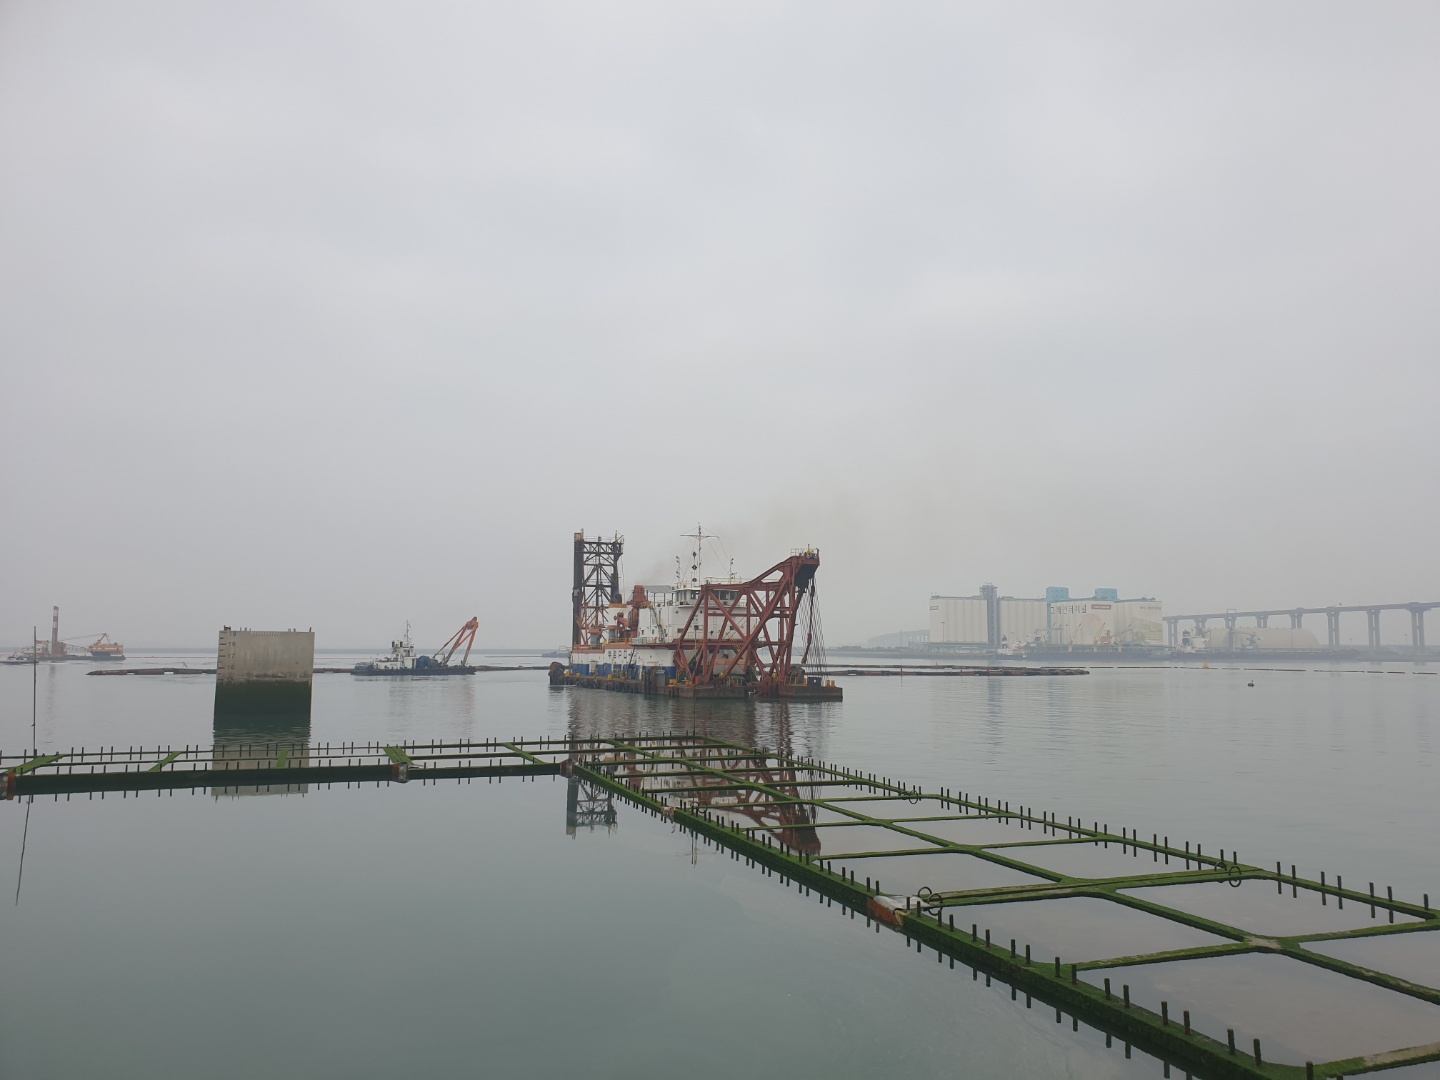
[3,2,1437,652]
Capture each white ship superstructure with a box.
[569,527,754,678]
[358,623,420,672]
[570,582,756,677]
[558,526,840,700]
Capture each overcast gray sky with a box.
[2,1,1437,649]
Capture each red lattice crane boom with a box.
[434,617,479,667]
[670,549,823,694]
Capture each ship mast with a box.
[682,523,717,587]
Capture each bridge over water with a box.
[5,735,1438,1078]
[1165,602,1438,650]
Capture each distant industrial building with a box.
[1048,591,1163,647]
[928,586,1163,648]
[1190,626,1319,651]
[865,629,931,649]
[928,586,1047,647]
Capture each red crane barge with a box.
[552,528,841,701]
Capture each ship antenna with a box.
[682,522,717,585]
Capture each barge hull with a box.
[550,666,841,701]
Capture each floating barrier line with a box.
[4,734,1436,1078]
[562,736,1440,1079]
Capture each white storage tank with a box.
[999,599,1048,645]
[928,596,989,644]
[1049,597,1163,646]
[1113,600,1164,645]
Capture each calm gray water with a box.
[1,657,1436,1078]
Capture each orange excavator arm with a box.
[434,617,479,667]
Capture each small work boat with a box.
[352,619,479,676]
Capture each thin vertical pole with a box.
[32,625,38,754]
[13,798,31,905]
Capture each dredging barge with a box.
[550,528,842,701]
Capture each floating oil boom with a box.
[552,527,841,700]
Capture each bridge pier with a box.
[1165,602,1435,653]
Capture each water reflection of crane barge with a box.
[562,687,826,852]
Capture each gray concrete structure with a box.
[1165,603,1437,650]
[214,628,314,717]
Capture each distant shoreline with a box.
[831,645,1438,664]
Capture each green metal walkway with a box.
[5,735,1436,1078]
